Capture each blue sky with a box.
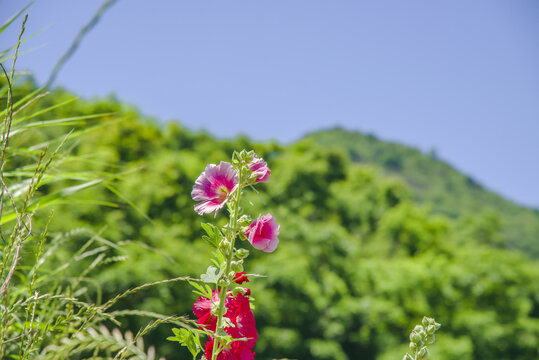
[1,0,538,208]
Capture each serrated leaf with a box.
[216,250,225,265]
[168,328,200,359]
[201,235,215,248]
[189,281,212,299]
[210,258,220,268]
[201,223,222,248]
[201,223,215,237]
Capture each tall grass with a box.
[0,9,194,359]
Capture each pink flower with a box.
[191,162,238,216]
[195,293,257,360]
[244,214,280,253]
[248,155,270,183]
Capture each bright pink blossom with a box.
[248,155,270,183]
[234,272,249,284]
[244,214,280,253]
[194,293,257,360]
[191,162,238,216]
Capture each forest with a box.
[1,73,538,359]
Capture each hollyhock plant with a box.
[171,150,278,360]
[245,214,280,253]
[248,154,270,183]
[191,161,238,216]
[172,149,441,359]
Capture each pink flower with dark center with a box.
[244,214,280,253]
[196,293,257,360]
[191,162,238,216]
[248,155,270,183]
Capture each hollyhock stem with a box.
[211,168,243,360]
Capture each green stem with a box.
[211,169,243,360]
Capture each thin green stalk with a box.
[211,167,243,360]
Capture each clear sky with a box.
[1,0,538,208]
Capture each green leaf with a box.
[10,113,113,136]
[167,328,200,359]
[201,223,215,237]
[200,265,223,284]
[201,223,222,248]
[210,258,220,268]
[189,281,212,299]
[216,250,225,265]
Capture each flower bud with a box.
[410,332,422,344]
[239,149,253,162]
[236,248,249,259]
[231,261,244,273]
[219,238,230,251]
[238,215,252,227]
[418,346,429,359]
[409,341,418,352]
[231,287,250,296]
[426,324,436,335]
[217,278,230,287]
[232,287,242,296]
[247,154,270,183]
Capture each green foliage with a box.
[4,78,539,360]
[167,328,202,359]
[306,128,539,257]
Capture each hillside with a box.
[306,128,539,256]
[4,78,539,359]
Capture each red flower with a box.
[234,272,249,284]
[204,337,256,360]
[193,290,221,331]
[194,293,257,360]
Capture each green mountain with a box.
[306,128,539,256]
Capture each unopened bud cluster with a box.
[403,317,441,360]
